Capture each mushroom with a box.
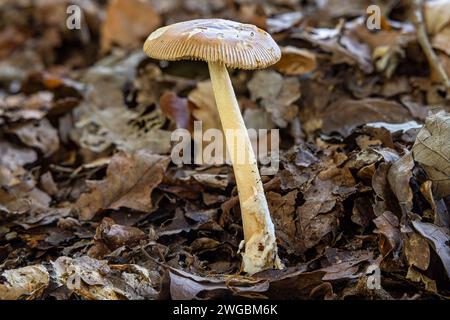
[143,19,282,274]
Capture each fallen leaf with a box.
[168,268,269,300]
[101,0,161,52]
[412,220,450,280]
[424,0,450,35]
[0,92,53,123]
[319,248,373,281]
[420,180,450,227]
[93,217,146,251]
[296,177,341,251]
[257,267,328,299]
[387,153,415,213]
[274,46,317,75]
[294,23,373,73]
[373,211,401,257]
[76,52,172,154]
[0,140,37,171]
[321,98,413,137]
[406,266,437,293]
[0,264,49,300]
[52,255,157,300]
[7,118,59,157]
[248,71,300,128]
[404,233,430,271]
[40,171,58,196]
[192,174,228,189]
[412,111,450,198]
[188,80,222,133]
[159,91,193,131]
[266,12,303,33]
[76,150,170,220]
[267,190,298,253]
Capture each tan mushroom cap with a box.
[143,19,281,69]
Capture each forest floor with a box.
[0,0,449,300]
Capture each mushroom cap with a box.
[143,19,281,69]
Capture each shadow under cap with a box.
[143,19,281,70]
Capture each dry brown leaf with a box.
[406,266,437,293]
[7,118,59,157]
[424,0,450,35]
[420,180,450,227]
[404,233,430,271]
[40,171,58,196]
[0,92,54,123]
[76,52,172,154]
[168,268,269,300]
[295,23,373,73]
[267,190,298,253]
[52,256,157,300]
[248,71,300,128]
[188,80,222,133]
[321,98,413,137]
[266,12,303,33]
[412,111,450,198]
[319,248,373,281]
[76,150,170,220]
[159,91,193,131]
[95,217,146,250]
[412,220,450,279]
[192,174,228,189]
[387,153,415,212]
[258,268,328,299]
[296,177,340,251]
[373,211,401,257]
[432,28,450,56]
[101,0,161,52]
[274,46,317,75]
[0,140,37,172]
[0,265,49,300]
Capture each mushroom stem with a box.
[208,61,281,274]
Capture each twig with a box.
[412,0,450,89]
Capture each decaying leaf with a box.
[160,91,193,131]
[404,233,430,271]
[0,265,49,300]
[413,111,450,198]
[267,190,298,253]
[406,266,437,293]
[188,80,222,133]
[412,220,450,280]
[92,217,146,252]
[274,46,317,75]
[0,140,37,172]
[101,0,161,52]
[266,12,303,33]
[321,99,413,137]
[76,150,170,220]
[248,71,300,128]
[296,177,341,251]
[7,118,59,157]
[319,248,374,281]
[168,268,269,300]
[76,52,172,154]
[424,0,450,36]
[373,211,401,257]
[387,153,415,213]
[52,256,157,300]
[294,22,373,73]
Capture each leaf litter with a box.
[0,0,449,301]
